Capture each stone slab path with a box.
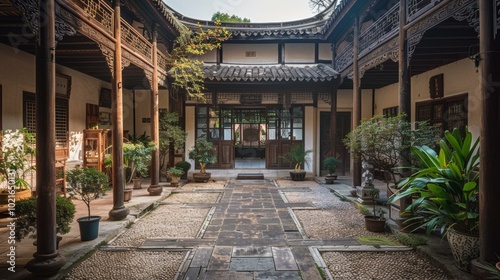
[145,179,330,279]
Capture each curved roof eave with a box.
[162,1,342,40]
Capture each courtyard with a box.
[1,176,470,279]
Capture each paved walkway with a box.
[168,179,324,279]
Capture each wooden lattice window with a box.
[23,92,69,148]
[416,94,468,136]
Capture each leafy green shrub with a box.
[394,232,428,248]
[15,196,75,241]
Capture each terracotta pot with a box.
[132,178,143,190]
[447,229,480,272]
[364,216,386,232]
[124,189,132,202]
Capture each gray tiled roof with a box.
[203,64,338,82]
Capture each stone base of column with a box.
[26,252,65,277]
[147,184,162,196]
[108,205,129,221]
[355,186,377,205]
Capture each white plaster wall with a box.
[285,43,315,63]
[196,49,217,63]
[304,106,315,173]
[223,44,278,64]
[318,43,332,61]
[185,106,196,172]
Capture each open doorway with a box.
[234,109,266,169]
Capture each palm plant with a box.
[282,145,312,173]
[388,127,479,235]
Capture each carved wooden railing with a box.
[120,19,152,62]
[157,50,168,71]
[335,42,353,73]
[69,0,114,35]
[358,3,400,57]
[407,0,444,23]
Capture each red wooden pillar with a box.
[108,0,129,220]
[148,24,162,195]
[26,0,65,275]
[352,17,362,187]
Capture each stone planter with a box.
[325,174,337,184]
[193,172,211,183]
[447,229,480,272]
[290,171,306,181]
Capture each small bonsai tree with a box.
[344,113,439,180]
[323,157,340,176]
[159,112,187,172]
[188,138,217,174]
[14,196,75,241]
[66,166,110,219]
[365,188,384,219]
[167,167,184,178]
[174,161,191,179]
[123,141,156,182]
[282,145,312,173]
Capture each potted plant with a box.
[14,196,75,247]
[388,127,479,271]
[363,188,386,232]
[188,138,217,183]
[66,166,111,241]
[0,129,36,203]
[174,161,191,180]
[123,141,155,189]
[281,144,312,181]
[323,156,340,184]
[159,112,187,179]
[167,167,184,187]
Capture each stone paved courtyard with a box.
[60,179,453,280]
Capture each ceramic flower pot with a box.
[364,216,386,232]
[447,229,480,272]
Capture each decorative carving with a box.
[358,36,399,74]
[98,44,131,76]
[407,33,423,65]
[144,70,153,89]
[157,71,167,87]
[320,93,331,105]
[68,0,113,34]
[359,3,400,57]
[452,1,479,34]
[407,0,446,22]
[335,42,354,72]
[12,0,76,42]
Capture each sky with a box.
[164,0,317,23]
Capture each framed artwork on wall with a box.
[56,73,72,98]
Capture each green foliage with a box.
[388,127,479,235]
[365,188,383,218]
[281,145,313,173]
[323,156,340,175]
[168,22,231,101]
[15,196,75,241]
[357,237,400,248]
[394,232,428,248]
[355,203,372,216]
[211,12,251,22]
[167,167,184,177]
[0,128,36,191]
[159,112,187,171]
[66,166,110,218]
[344,114,439,177]
[123,141,156,182]
[128,132,151,146]
[175,161,191,174]
[188,139,217,173]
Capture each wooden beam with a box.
[352,17,361,187]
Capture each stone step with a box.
[236,173,265,180]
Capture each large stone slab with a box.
[272,247,299,271]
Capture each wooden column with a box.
[352,17,362,187]
[26,0,65,275]
[148,24,162,195]
[477,0,500,266]
[399,0,411,119]
[329,82,339,158]
[108,0,129,220]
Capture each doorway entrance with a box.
[195,106,305,170]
